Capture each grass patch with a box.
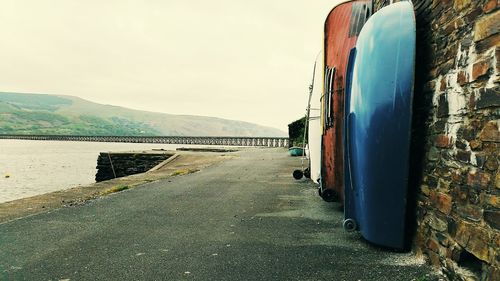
[101,185,130,195]
[171,169,199,176]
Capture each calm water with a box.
[0,140,193,203]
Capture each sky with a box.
[0,0,342,132]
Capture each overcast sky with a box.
[0,0,341,132]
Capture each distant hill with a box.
[0,92,286,137]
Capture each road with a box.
[0,148,438,281]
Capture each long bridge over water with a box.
[0,135,290,148]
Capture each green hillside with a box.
[0,92,286,136]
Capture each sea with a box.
[0,139,196,203]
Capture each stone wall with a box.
[95,151,174,182]
[372,0,499,280]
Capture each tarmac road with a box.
[0,148,439,281]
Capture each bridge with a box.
[0,135,290,148]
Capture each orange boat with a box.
[319,0,371,202]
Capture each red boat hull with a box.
[320,0,371,202]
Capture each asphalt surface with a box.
[0,148,439,281]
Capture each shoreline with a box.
[0,140,204,203]
[0,150,234,224]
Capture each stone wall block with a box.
[437,192,454,214]
[458,125,477,142]
[467,227,491,262]
[479,121,500,142]
[422,184,432,196]
[436,134,453,148]
[456,150,472,163]
[455,220,491,262]
[483,143,498,155]
[482,194,500,208]
[445,19,465,35]
[427,214,449,232]
[465,6,484,25]
[450,244,464,262]
[440,59,457,76]
[427,175,440,188]
[457,70,469,85]
[471,59,492,81]
[473,10,500,42]
[437,94,450,118]
[473,152,487,169]
[427,237,441,252]
[485,157,499,171]
[424,161,438,174]
[439,1,457,22]
[459,39,473,67]
[428,146,441,161]
[469,90,477,110]
[470,119,483,130]
[487,267,500,281]
[440,77,448,91]
[436,232,451,247]
[438,170,453,183]
[454,0,472,12]
[426,250,442,267]
[453,186,469,204]
[468,189,481,205]
[455,220,472,247]
[448,216,459,236]
[484,210,500,229]
[467,169,492,189]
[494,232,500,254]
[483,0,498,14]
[456,204,484,222]
[432,119,447,134]
[452,169,465,184]
[476,34,500,54]
[469,139,483,150]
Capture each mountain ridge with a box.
[0,92,286,137]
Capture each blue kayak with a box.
[343,1,416,250]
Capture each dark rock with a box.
[456,150,471,163]
[484,210,500,229]
[476,87,500,109]
[484,156,499,171]
[457,125,477,142]
[437,94,449,117]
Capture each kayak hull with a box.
[344,1,416,250]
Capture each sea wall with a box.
[372,0,499,280]
[95,151,174,182]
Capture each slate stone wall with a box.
[95,152,173,182]
[372,1,499,280]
